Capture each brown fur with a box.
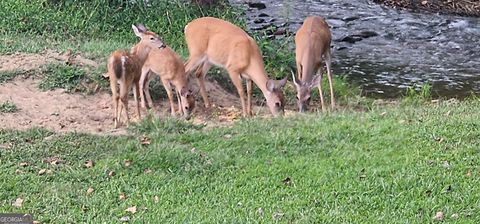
[294,16,335,112]
[184,17,287,117]
[139,46,196,119]
[107,24,165,128]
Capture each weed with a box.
[0,101,18,113]
[403,82,433,105]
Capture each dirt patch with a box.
[0,76,260,134]
[0,51,290,134]
[0,50,98,72]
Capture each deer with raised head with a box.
[184,17,287,117]
[293,16,335,113]
[138,46,196,119]
[107,24,166,128]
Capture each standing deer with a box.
[107,24,165,128]
[138,46,196,119]
[293,16,335,112]
[184,17,287,117]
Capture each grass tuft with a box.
[0,101,18,113]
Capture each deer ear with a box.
[180,87,189,97]
[132,24,145,37]
[278,77,287,88]
[266,79,275,92]
[266,77,288,92]
[307,74,322,88]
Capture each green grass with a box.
[37,63,106,93]
[0,101,18,113]
[1,100,479,223]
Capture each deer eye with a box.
[275,102,281,107]
[150,37,155,40]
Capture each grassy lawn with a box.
[1,100,479,223]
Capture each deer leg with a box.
[162,79,176,117]
[144,72,155,110]
[246,78,253,116]
[197,62,211,108]
[185,56,211,109]
[134,80,141,120]
[110,77,120,128]
[177,89,182,116]
[325,50,335,110]
[119,82,130,126]
[317,67,327,113]
[228,69,247,117]
[139,68,150,109]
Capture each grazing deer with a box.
[138,46,196,119]
[184,17,287,117]
[293,16,335,112]
[107,24,166,128]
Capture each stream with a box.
[230,0,480,98]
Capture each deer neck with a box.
[130,43,152,66]
[300,45,316,83]
[244,57,270,95]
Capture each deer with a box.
[138,46,196,120]
[183,17,287,117]
[292,16,335,113]
[107,24,166,128]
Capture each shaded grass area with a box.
[1,100,479,223]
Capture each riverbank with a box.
[374,0,480,17]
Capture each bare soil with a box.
[0,51,276,134]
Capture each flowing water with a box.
[230,0,480,98]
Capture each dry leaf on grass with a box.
[257,208,264,216]
[124,160,132,167]
[154,196,159,203]
[282,177,292,186]
[12,197,24,208]
[143,168,152,175]
[442,160,450,169]
[44,157,61,165]
[108,171,115,177]
[466,169,472,177]
[84,160,94,168]
[119,216,130,222]
[140,136,151,146]
[433,211,444,221]
[87,187,94,194]
[38,169,47,175]
[272,212,284,221]
[19,162,28,167]
[119,193,126,200]
[125,206,137,214]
